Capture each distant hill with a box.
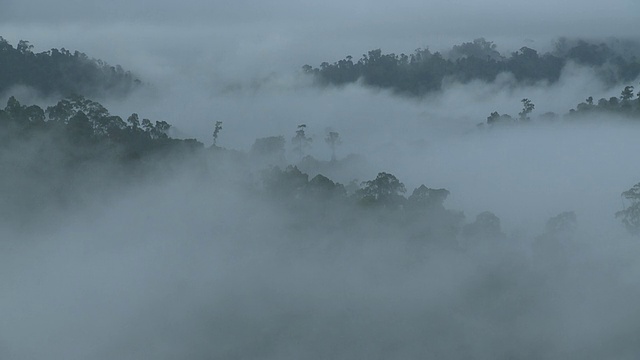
[304,38,640,96]
[0,37,141,98]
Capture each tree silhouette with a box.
[358,172,406,208]
[212,121,223,147]
[325,130,341,161]
[621,86,634,102]
[292,124,312,159]
[616,183,640,235]
[519,98,535,121]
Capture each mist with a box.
[2,1,640,359]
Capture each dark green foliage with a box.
[406,185,450,212]
[616,183,640,235]
[0,37,140,97]
[404,186,463,243]
[357,172,406,208]
[292,124,312,159]
[545,211,577,235]
[462,211,506,241]
[256,166,463,246]
[621,86,635,101]
[449,38,503,62]
[212,121,223,146]
[0,96,201,227]
[486,111,513,125]
[487,84,640,126]
[0,96,46,130]
[262,165,309,199]
[325,131,341,161]
[251,136,285,155]
[0,95,202,162]
[250,136,286,166]
[531,211,577,269]
[566,84,640,119]
[304,38,640,96]
[307,174,346,199]
[558,40,611,66]
[518,99,535,121]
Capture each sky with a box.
[2,1,640,359]
[2,0,639,77]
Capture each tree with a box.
[621,85,635,102]
[358,172,406,208]
[616,182,640,235]
[325,130,341,161]
[533,211,576,268]
[292,124,312,159]
[0,38,140,97]
[544,211,577,234]
[307,174,346,199]
[16,40,33,54]
[250,136,285,165]
[518,98,535,121]
[406,185,449,211]
[462,211,505,240]
[449,38,502,61]
[152,121,171,139]
[261,165,309,199]
[486,111,513,125]
[212,121,223,146]
[141,118,153,133]
[67,111,93,143]
[127,113,140,129]
[5,96,25,121]
[586,96,594,105]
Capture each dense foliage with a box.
[304,38,640,96]
[483,84,640,126]
[0,37,140,97]
[0,95,201,159]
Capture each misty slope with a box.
[0,95,203,229]
[305,38,640,96]
[3,107,640,359]
[0,37,140,98]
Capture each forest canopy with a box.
[0,37,140,98]
[303,38,640,96]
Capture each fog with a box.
[2,1,640,359]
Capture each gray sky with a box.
[2,0,639,75]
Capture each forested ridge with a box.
[304,38,640,96]
[0,37,140,97]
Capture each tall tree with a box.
[616,183,640,235]
[358,172,406,208]
[325,131,341,161]
[292,124,312,159]
[519,98,535,121]
[621,85,635,102]
[212,121,223,147]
